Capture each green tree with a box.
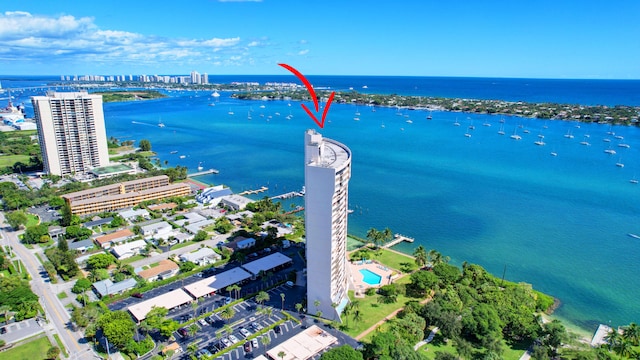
[280,293,286,310]
[433,263,461,286]
[0,305,13,325]
[5,210,28,230]
[295,303,303,314]
[57,238,69,252]
[193,230,208,242]
[65,225,93,240]
[71,277,92,294]
[97,311,136,349]
[219,307,235,323]
[622,322,640,346]
[260,335,271,351]
[413,245,428,268]
[278,351,287,360]
[86,253,116,270]
[46,346,61,360]
[23,224,50,244]
[409,270,439,297]
[139,139,152,152]
[256,291,270,309]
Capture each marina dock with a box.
[187,169,219,177]
[270,191,304,200]
[384,234,415,248]
[238,186,268,195]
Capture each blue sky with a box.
[1,0,638,79]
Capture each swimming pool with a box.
[359,269,382,286]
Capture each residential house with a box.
[137,259,179,282]
[110,239,147,259]
[179,247,221,265]
[94,228,135,249]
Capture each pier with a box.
[187,169,219,177]
[270,191,304,200]
[384,234,415,248]
[238,186,268,195]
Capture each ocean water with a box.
[3,76,640,331]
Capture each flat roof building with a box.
[220,194,253,211]
[183,267,252,299]
[266,325,338,360]
[61,175,191,215]
[178,247,220,265]
[242,252,293,276]
[304,130,352,321]
[127,289,194,322]
[93,278,137,298]
[32,91,109,176]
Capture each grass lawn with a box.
[121,254,147,264]
[25,214,39,227]
[170,240,197,251]
[53,333,68,357]
[372,248,417,273]
[344,287,422,338]
[149,262,160,268]
[57,291,68,299]
[2,335,52,360]
[417,333,527,360]
[0,154,30,168]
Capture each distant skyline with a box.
[1,1,639,79]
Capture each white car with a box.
[221,338,232,347]
[239,328,252,338]
[251,338,259,349]
[251,322,263,331]
[198,318,207,326]
[228,334,240,344]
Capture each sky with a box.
[1,0,639,79]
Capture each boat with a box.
[482,121,491,127]
[615,161,624,168]
[604,149,616,155]
[426,111,433,120]
[197,162,204,171]
[579,136,591,146]
[353,117,360,121]
[630,179,639,184]
[362,85,368,89]
[603,138,610,142]
[497,124,505,135]
[208,103,216,106]
[499,116,505,123]
[228,109,234,115]
[464,131,472,138]
[170,151,178,154]
[618,143,630,148]
[347,209,355,214]
[628,233,640,239]
[550,152,558,156]
[158,120,165,128]
[614,135,624,140]
[405,120,413,124]
[179,155,186,159]
[211,91,220,97]
[534,137,546,146]
[564,130,574,139]
[510,128,521,140]
[453,118,460,126]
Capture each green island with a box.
[93,90,167,102]
[233,90,640,125]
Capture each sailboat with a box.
[158,118,165,128]
[615,159,624,168]
[453,117,460,126]
[534,135,546,146]
[197,162,204,171]
[228,108,234,115]
[464,129,472,138]
[497,123,505,135]
[564,129,574,139]
[211,90,220,98]
[510,128,521,140]
[579,135,591,146]
[426,110,432,120]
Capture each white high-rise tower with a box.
[31,91,109,176]
[304,129,352,321]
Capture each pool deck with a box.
[349,261,395,291]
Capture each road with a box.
[0,212,96,359]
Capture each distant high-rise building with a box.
[304,129,352,321]
[31,91,109,176]
[202,73,208,84]
[190,70,201,84]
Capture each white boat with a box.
[618,143,630,148]
[614,135,624,140]
[604,149,616,155]
[482,122,491,127]
[406,120,413,124]
[628,233,640,239]
[211,91,220,97]
[353,117,360,121]
[426,111,433,120]
[497,124,505,135]
[453,118,460,126]
[464,132,472,138]
[228,109,234,115]
[615,162,624,168]
[197,162,204,171]
[534,139,546,146]
[603,138,610,142]
[550,152,558,156]
[630,179,639,184]
[179,155,186,159]
[564,130,574,139]
[510,128,521,140]
[158,119,165,127]
[362,85,368,89]
[170,150,178,154]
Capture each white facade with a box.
[31,91,109,176]
[304,130,352,321]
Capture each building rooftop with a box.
[94,228,134,246]
[68,239,94,251]
[110,239,146,258]
[127,289,194,322]
[183,267,252,298]
[266,325,337,360]
[93,278,137,297]
[137,259,179,280]
[61,175,169,200]
[242,252,292,276]
[89,163,134,176]
[83,217,113,228]
[179,247,219,263]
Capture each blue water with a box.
[3,76,640,331]
[360,269,383,286]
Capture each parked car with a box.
[285,280,294,287]
[225,296,233,304]
[239,327,252,338]
[251,338,259,349]
[221,338,232,347]
[197,349,212,359]
[274,325,282,334]
[243,342,252,352]
[177,328,188,337]
[204,316,214,325]
[251,322,263,331]
[198,318,207,326]
[228,334,240,344]
[131,292,143,298]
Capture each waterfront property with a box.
[348,261,394,294]
[241,252,293,277]
[61,175,191,215]
[304,129,352,321]
[220,194,254,210]
[31,91,109,176]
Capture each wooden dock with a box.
[187,169,219,177]
[270,191,304,200]
[384,234,415,248]
[238,186,268,195]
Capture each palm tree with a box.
[413,245,428,268]
[187,342,198,357]
[188,324,199,337]
[342,303,352,327]
[605,328,623,352]
[219,307,235,323]
[256,291,270,309]
[352,309,362,327]
[622,322,640,346]
[428,249,443,266]
[0,305,12,325]
[191,300,199,319]
[280,293,285,310]
[382,227,393,245]
[230,284,242,300]
[262,307,273,319]
[366,228,380,248]
[278,351,286,360]
[226,286,233,300]
[260,335,271,351]
[295,303,303,315]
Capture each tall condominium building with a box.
[304,129,352,321]
[32,91,109,176]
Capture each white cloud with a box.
[298,49,309,55]
[0,11,249,69]
[247,41,259,47]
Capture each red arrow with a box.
[278,63,335,129]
